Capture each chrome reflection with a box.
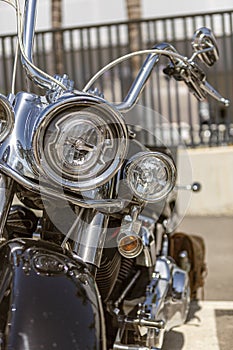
[0,94,14,143]
[33,253,67,274]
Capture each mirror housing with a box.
[192,27,219,66]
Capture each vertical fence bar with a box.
[146,20,157,142]
[9,36,15,94]
[163,19,174,146]
[209,14,220,146]
[172,18,182,144]
[79,28,87,86]
[96,26,103,91]
[183,17,194,147]
[221,13,231,145]
[87,28,93,82]
[62,30,68,75]
[40,32,47,74]
[116,24,125,101]
[107,25,116,102]
[229,12,233,143]
[153,21,163,113]
[34,33,40,71]
[69,29,76,85]
[1,37,9,94]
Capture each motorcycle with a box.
[0,1,229,349]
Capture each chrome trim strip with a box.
[0,162,126,210]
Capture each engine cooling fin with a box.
[96,249,122,302]
[96,246,136,303]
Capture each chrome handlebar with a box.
[21,0,230,108]
[115,43,177,112]
[21,0,53,90]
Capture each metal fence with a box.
[0,9,232,148]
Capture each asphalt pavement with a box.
[163,215,233,350]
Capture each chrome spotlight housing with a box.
[0,94,14,142]
[33,94,128,191]
[125,151,176,202]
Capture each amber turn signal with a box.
[118,233,143,258]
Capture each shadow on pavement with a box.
[162,330,184,350]
[162,300,202,350]
[186,299,202,322]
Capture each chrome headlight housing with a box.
[33,95,128,191]
[0,94,14,142]
[125,151,176,202]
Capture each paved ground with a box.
[163,216,233,350]
[163,301,233,350]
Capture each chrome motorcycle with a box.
[0,1,229,349]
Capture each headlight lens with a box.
[125,152,176,202]
[0,94,14,142]
[33,95,128,191]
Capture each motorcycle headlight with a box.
[0,94,14,142]
[33,95,128,191]
[125,152,176,202]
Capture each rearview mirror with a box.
[191,27,219,66]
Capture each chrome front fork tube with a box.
[0,175,15,239]
[71,209,109,268]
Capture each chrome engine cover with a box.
[113,256,190,350]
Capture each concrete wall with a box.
[178,146,233,216]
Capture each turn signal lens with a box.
[118,233,143,258]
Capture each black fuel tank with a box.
[0,238,106,350]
